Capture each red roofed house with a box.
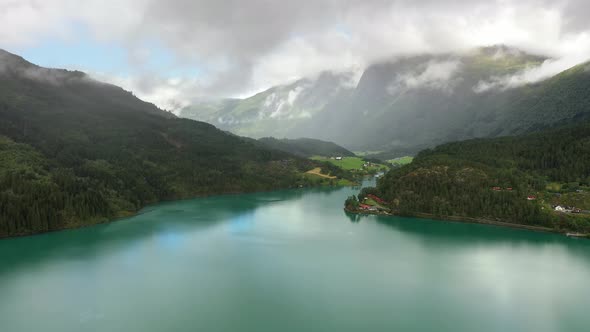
[367,194,387,205]
[359,204,372,210]
[527,196,536,201]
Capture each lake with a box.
[1,182,589,332]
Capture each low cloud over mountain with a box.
[2,0,590,110]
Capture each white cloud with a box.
[474,32,590,92]
[387,59,463,95]
[90,71,201,112]
[287,87,304,106]
[1,0,590,106]
[403,60,462,92]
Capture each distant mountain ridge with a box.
[180,70,358,138]
[257,137,355,158]
[180,46,590,157]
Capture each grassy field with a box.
[310,156,389,172]
[310,156,366,170]
[387,156,414,166]
[546,182,563,192]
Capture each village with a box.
[311,155,389,175]
[358,194,390,213]
[341,191,393,217]
[491,186,590,215]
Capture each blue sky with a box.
[8,23,200,80]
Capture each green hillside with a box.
[349,122,590,233]
[257,137,355,158]
[0,50,331,238]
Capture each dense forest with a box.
[257,137,355,158]
[353,122,590,233]
[0,50,333,238]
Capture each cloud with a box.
[389,60,462,94]
[1,0,590,106]
[474,32,590,92]
[0,49,90,86]
[90,71,202,112]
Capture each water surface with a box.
[1,184,589,331]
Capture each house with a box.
[506,187,513,191]
[335,156,343,160]
[492,187,501,191]
[359,204,372,210]
[367,194,387,205]
[555,205,580,213]
[527,196,536,201]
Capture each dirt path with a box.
[306,167,337,179]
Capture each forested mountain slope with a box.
[359,122,590,233]
[257,137,355,158]
[0,49,320,238]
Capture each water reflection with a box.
[0,187,340,278]
[372,214,590,259]
[344,211,362,223]
[1,183,590,332]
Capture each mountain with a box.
[0,49,331,238]
[179,70,358,138]
[350,122,590,233]
[180,46,590,157]
[257,137,355,158]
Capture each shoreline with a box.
[0,182,352,241]
[344,208,586,237]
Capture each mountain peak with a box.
[0,48,90,84]
[0,49,174,118]
[0,48,36,71]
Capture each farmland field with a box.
[387,156,414,166]
[311,156,367,170]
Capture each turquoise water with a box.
[1,184,589,331]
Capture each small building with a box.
[359,204,372,210]
[335,156,343,160]
[506,187,513,191]
[367,194,387,205]
[527,196,537,201]
[555,205,580,213]
[492,187,501,191]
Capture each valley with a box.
[3,2,590,332]
[180,46,590,157]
